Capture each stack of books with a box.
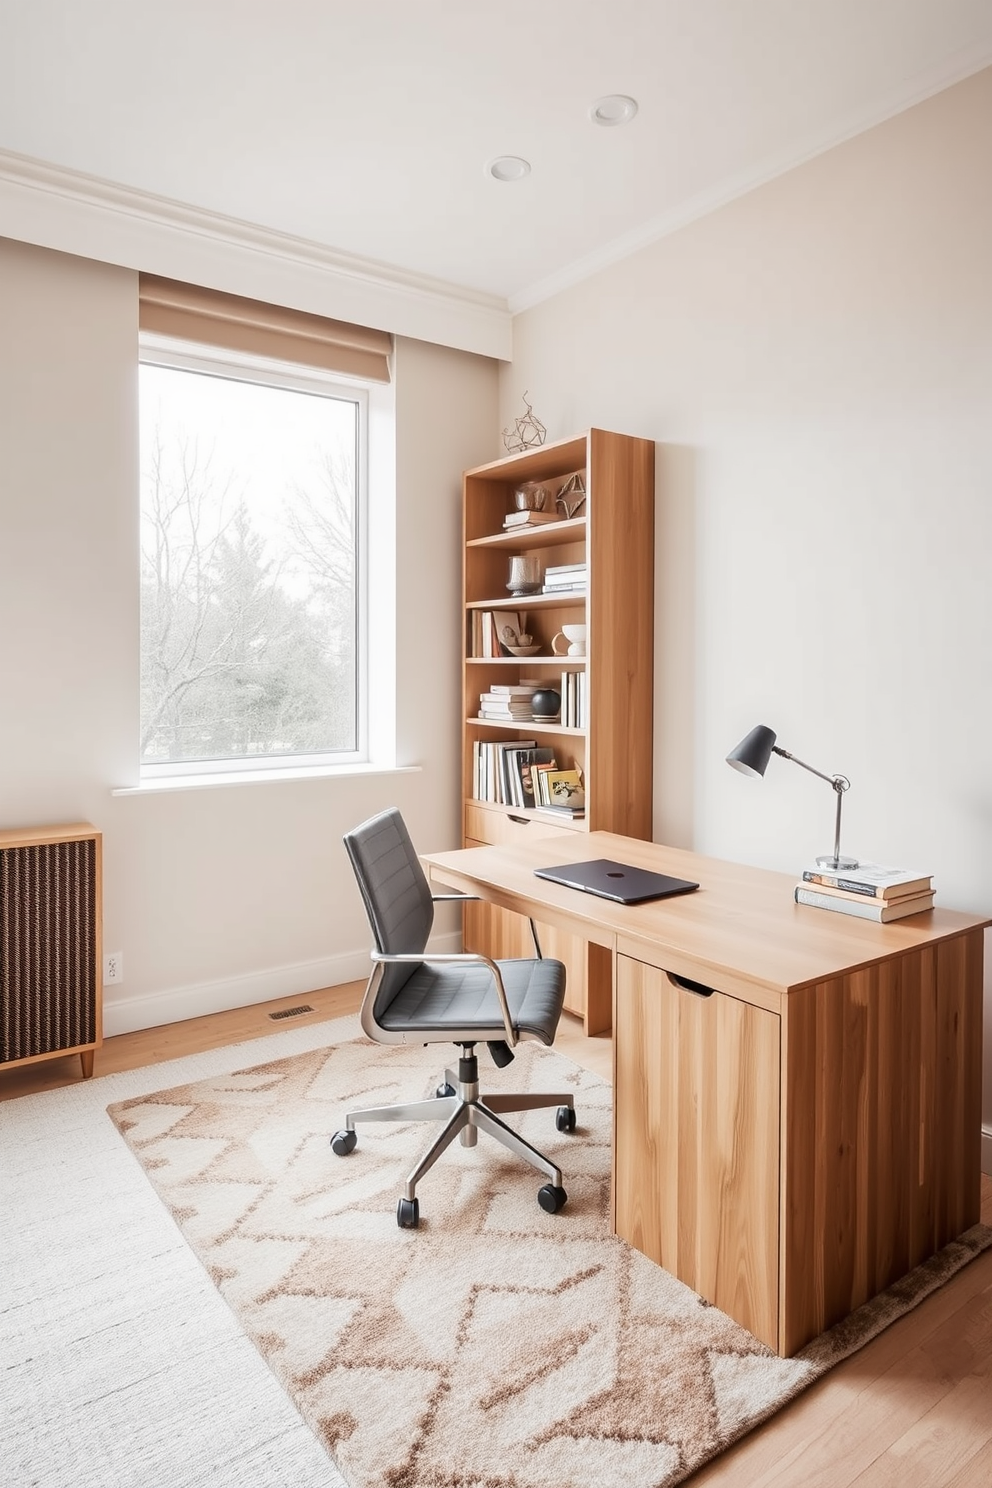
[502,509,559,531]
[542,562,586,595]
[794,862,935,922]
[477,682,539,721]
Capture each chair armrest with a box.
[431,893,481,902]
[369,949,517,1046]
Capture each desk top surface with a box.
[423,831,989,996]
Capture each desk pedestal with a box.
[613,935,984,1356]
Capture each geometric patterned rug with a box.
[107,1037,992,1488]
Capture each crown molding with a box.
[0,148,512,360]
[510,47,992,313]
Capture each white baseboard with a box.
[983,1125,992,1179]
[102,931,462,1039]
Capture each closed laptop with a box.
[533,858,699,905]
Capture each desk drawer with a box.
[464,802,578,848]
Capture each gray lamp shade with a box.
[726,724,777,778]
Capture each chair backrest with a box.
[343,808,435,1015]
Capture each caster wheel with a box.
[397,1197,420,1229]
[538,1183,567,1214]
[436,1082,455,1098]
[330,1129,357,1156]
[556,1105,577,1133]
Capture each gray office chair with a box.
[333,808,576,1228]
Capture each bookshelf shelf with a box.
[466,517,586,552]
[468,718,586,737]
[460,428,655,1033]
[467,593,586,611]
[466,656,586,666]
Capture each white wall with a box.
[0,238,498,1034]
[502,66,992,1166]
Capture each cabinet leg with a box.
[80,1050,95,1079]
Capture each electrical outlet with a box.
[104,950,123,985]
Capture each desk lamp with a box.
[726,724,858,870]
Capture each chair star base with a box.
[331,1044,575,1226]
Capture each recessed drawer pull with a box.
[666,971,716,998]
[507,815,530,826]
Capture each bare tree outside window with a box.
[139,362,361,768]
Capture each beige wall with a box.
[0,238,498,1032]
[503,66,992,1161]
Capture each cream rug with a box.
[106,1034,992,1488]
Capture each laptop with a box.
[534,858,700,905]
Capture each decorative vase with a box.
[507,554,543,596]
[530,687,561,719]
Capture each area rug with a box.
[107,1037,992,1488]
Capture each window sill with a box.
[112,762,421,796]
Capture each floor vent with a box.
[268,1004,315,1021]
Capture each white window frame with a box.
[137,334,370,780]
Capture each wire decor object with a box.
[502,392,547,453]
[556,471,586,519]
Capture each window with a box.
[138,350,367,774]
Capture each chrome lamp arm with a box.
[771,746,853,870]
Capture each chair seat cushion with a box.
[379,957,566,1045]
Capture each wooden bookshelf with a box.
[460,429,655,1031]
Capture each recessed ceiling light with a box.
[590,94,638,127]
[487,155,531,183]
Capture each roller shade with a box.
[138,274,392,383]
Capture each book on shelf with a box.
[504,746,557,809]
[474,609,528,658]
[473,739,537,804]
[800,862,933,900]
[544,563,587,579]
[487,683,539,696]
[537,767,585,810]
[559,669,588,728]
[542,583,586,595]
[794,886,935,922]
[479,691,534,707]
[502,510,561,528]
[534,806,586,819]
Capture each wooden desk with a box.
[423,831,989,1356]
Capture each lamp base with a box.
[815,854,859,870]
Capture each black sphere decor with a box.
[530,687,561,719]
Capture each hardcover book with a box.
[801,862,932,900]
[794,886,935,922]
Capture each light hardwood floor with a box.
[3,982,990,1487]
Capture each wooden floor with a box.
[4,983,990,1487]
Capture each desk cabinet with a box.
[615,956,781,1348]
[614,931,984,1356]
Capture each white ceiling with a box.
[2,0,991,311]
